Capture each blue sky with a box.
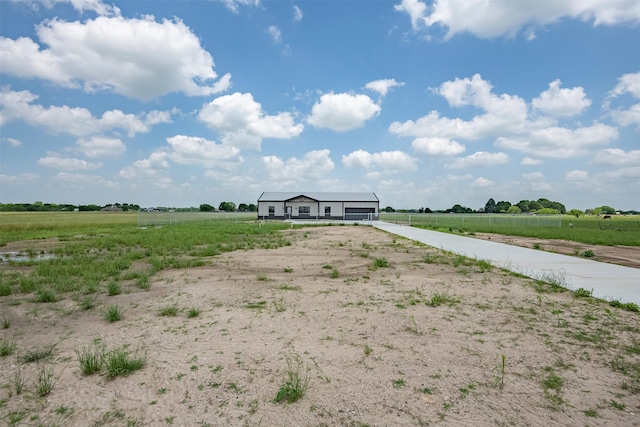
[1,0,639,211]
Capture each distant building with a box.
[257,192,379,220]
[101,204,122,212]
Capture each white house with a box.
[257,192,380,220]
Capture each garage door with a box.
[345,208,375,220]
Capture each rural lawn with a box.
[1,225,639,426]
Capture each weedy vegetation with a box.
[274,353,311,404]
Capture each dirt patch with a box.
[1,226,638,426]
[472,232,640,269]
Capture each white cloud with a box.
[19,0,121,16]
[0,173,39,183]
[0,16,231,100]
[395,0,640,39]
[268,26,282,43]
[293,5,303,22]
[532,79,591,117]
[166,135,242,169]
[0,88,172,136]
[76,136,126,159]
[521,157,543,165]
[566,170,589,181]
[496,123,618,158]
[307,92,381,131]
[199,92,303,150]
[591,148,640,166]
[262,149,335,181]
[217,0,260,14]
[390,74,529,142]
[521,171,551,191]
[365,79,405,97]
[471,177,494,188]
[522,172,545,181]
[445,151,509,169]
[412,137,465,156]
[342,149,418,172]
[119,151,170,180]
[38,155,102,170]
[609,72,640,99]
[2,137,23,147]
[53,172,117,188]
[611,103,640,128]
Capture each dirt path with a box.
[471,233,640,269]
[1,226,638,426]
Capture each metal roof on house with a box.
[258,192,379,202]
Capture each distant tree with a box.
[248,203,257,212]
[568,209,584,218]
[597,205,616,214]
[528,201,543,211]
[507,205,521,214]
[218,201,236,212]
[537,208,560,214]
[484,198,496,214]
[199,203,214,212]
[448,204,473,213]
[238,203,249,212]
[424,207,432,213]
[383,206,395,213]
[495,201,512,213]
[516,200,530,213]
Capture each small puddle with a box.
[0,251,57,263]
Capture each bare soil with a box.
[1,226,639,426]
[472,232,640,269]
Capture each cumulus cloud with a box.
[38,155,102,170]
[521,157,543,166]
[365,79,405,97]
[394,0,640,39]
[412,137,465,156]
[471,177,494,188]
[566,170,589,181]
[262,149,335,181]
[0,88,171,136]
[390,74,529,142]
[591,148,640,166]
[445,151,509,169]
[119,151,170,180]
[342,149,418,172]
[608,72,640,99]
[76,136,126,159]
[19,0,121,16]
[307,92,381,131]
[605,72,640,129]
[0,173,39,183]
[166,135,242,168]
[53,172,117,188]
[199,92,303,150]
[2,137,23,147]
[496,123,618,158]
[532,79,591,117]
[293,5,303,21]
[0,16,231,100]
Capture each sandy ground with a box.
[1,226,639,426]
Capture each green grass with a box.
[373,257,390,268]
[75,339,107,375]
[104,345,147,379]
[0,212,291,303]
[274,353,311,404]
[0,338,17,357]
[104,304,123,322]
[187,307,201,318]
[159,304,179,317]
[381,213,640,246]
[19,344,55,363]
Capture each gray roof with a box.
[258,192,379,202]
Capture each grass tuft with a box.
[104,344,147,379]
[104,304,123,323]
[274,353,311,404]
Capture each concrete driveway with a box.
[373,221,640,306]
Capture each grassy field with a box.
[380,213,640,246]
[0,212,289,300]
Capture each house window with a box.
[268,206,275,216]
[299,206,310,216]
[325,206,331,216]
